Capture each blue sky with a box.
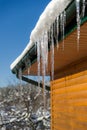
[0,0,50,87]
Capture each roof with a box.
[10,0,87,78]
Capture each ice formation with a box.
[76,0,81,51]
[10,0,86,70]
[10,0,72,70]
[60,11,66,50]
[82,0,86,17]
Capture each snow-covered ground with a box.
[0,84,50,130]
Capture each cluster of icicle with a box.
[10,0,71,71]
[34,0,86,113]
[11,0,86,72]
[36,0,86,83]
[11,0,86,116]
[35,0,85,80]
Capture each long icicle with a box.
[41,34,46,116]
[63,11,66,50]
[34,40,42,101]
[56,16,59,49]
[76,0,81,51]
[60,11,66,51]
[44,31,49,71]
[28,60,31,76]
[37,40,41,87]
[50,24,54,81]
[82,0,86,17]
[18,68,22,99]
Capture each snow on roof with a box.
[10,0,72,71]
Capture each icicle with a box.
[40,31,49,116]
[60,11,66,50]
[19,68,22,80]
[50,24,54,81]
[28,60,31,75]
[26,59,31,76]
[82,0,86,18]
[56,16,59,49]
[37,32,48,116]
[76,0,81,51]
[40,31,49,77]
[34,39,41,106]
[37,31,48,87]
[25,59,31,75]
[44,31,49,114]
[43,31,49,69]
[18,68,22,97]
[64,10,66,26]
[27,67,29,76]
[41,34,46,113]
[35,42,37,54]
[37,40,41,87]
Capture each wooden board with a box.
[51,59,87,130]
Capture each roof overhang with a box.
[10,0,87,79]
[23,20,87,75]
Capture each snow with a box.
[30,0,71,41]
[10,0,72,70]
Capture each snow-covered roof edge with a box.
[10,0,72,71]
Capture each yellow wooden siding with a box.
[51,60,87,130]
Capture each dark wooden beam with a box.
[22,76,50,91]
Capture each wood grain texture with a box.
[51,59,87,130]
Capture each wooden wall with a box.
[51,57,87,130]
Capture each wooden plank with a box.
[52,120,72,130]
[54,57,87,80]
[52,90,87,101]
[53,112,87,122]
[52,82,87,94]
[52,98,87,106]
[52,119,87,130]
[52,106,87,114]
[52,74,87,89]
